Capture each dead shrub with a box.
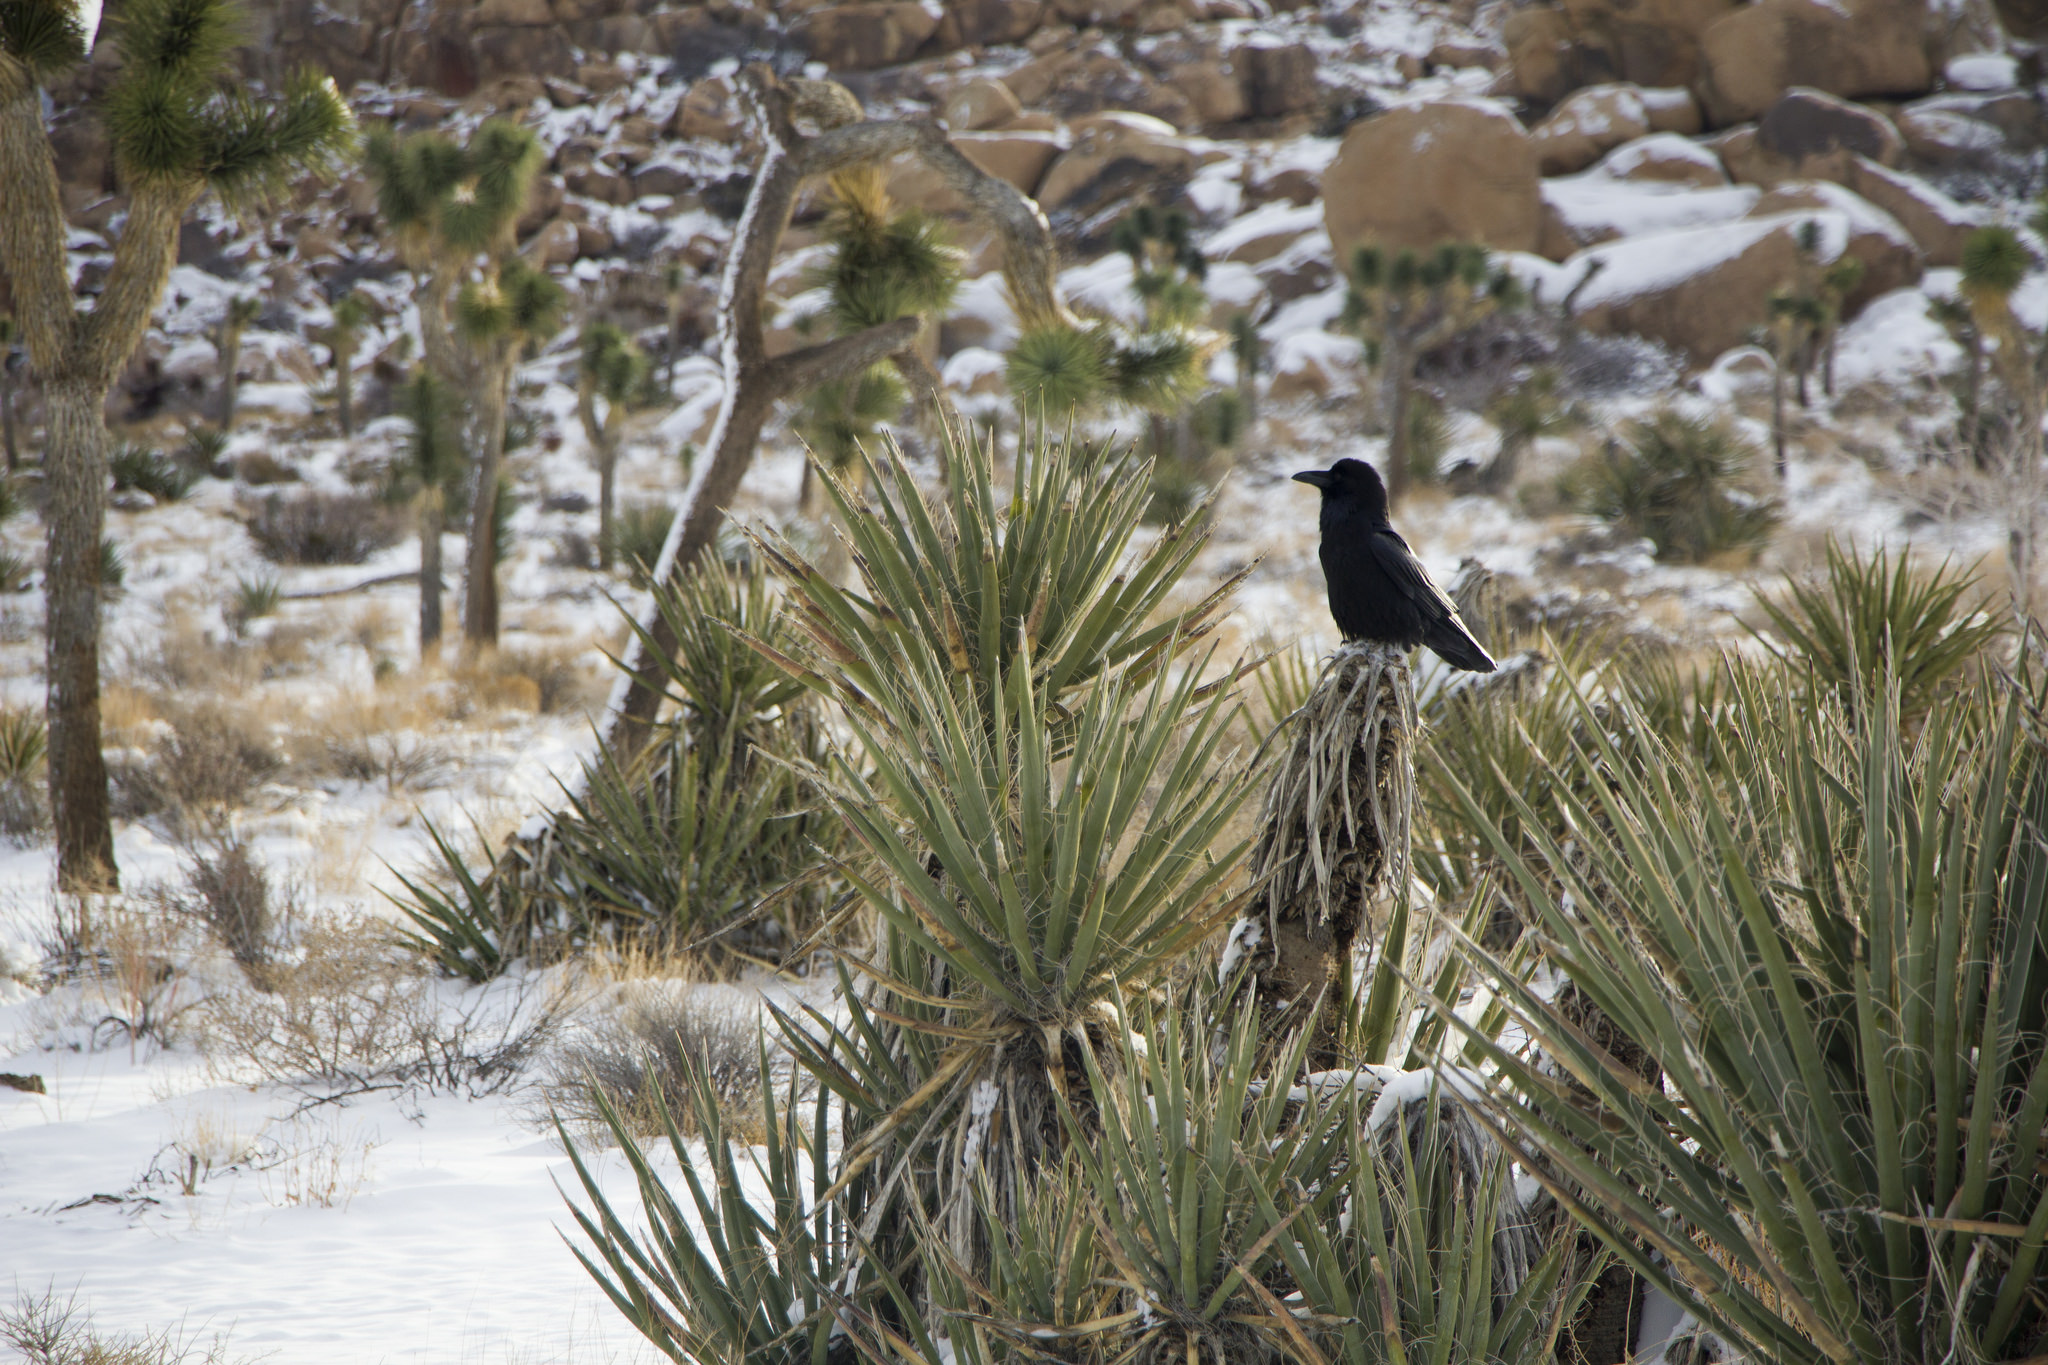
[202,915,568,1104]
[34,900,199,1051]
[175,837,282,987]
[234,449,299,485]
[316,731,454,792]
[242,490,404,565]
[542,985,767,1142]
[112,702,281,835]
[497,643,603,715]
[3,1289,243,1365]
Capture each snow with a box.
[1568,211,1851,312]
[1542,178,1758,242]
[1831,286,1964,390]
[1946,53,2019,90]
[1202,200,1324,260]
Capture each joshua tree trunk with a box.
[1,366,16,472]
[419,486,445,652]
[463,353,512,647]
[43,380,117,890]
[218,318,247,430]
[335,336,356,438]
[1772,358,1788,480]
[1478,433,1527,495]
[1384,348,1414,505]
[597,439,618,571]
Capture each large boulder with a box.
[1597,132,1729,186]
[1237,40,1319,119]
[1744,180,1924,304]
[1502,0,1740,103]
[1529,83,1653,174]
[1001,47,1197,128]
[1696,0,1933,126]
[1324,101,1542,260]
[1844,158,1988,265]
[1756,87,1905,170]
[943,77,1024,131]
[1566,204,1919,359]
[929,0,1046,48]
[1036,113,1197,213]
[792,2,941,71]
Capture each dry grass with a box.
[2,1290,244,1365]
[33,900,202,1052]
[541,981,770,1145]
[108,700,283,836]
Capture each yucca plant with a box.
[393,368,465,651]
[608,501,671,587]
[1751,537,2005,718]
[0,707,48,782]
[109,442,195,502]
[214,293,262,431]
[1569,411,1778,563]
[231,572,281,630]
[322,288,373,438]
[1431,662,2048,1365]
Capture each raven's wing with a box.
[1369,530,1497,672]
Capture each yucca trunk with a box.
[463,352,512,646]
[1384,343,1413,504]
[419,485,445,651]
[596,435,617,572]
[1,367,17,471]
[219,319,246,430]
[43,379,117,891]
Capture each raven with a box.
[1292,458,1497,673]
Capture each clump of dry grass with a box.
[541,984,768,1143]
[242,489,404,565]
[34,900,201,1051]
[109,701,281,836]
[2,1289,244,1365]
[165,837,286,988]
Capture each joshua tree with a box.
[1764,289,1824,479]
[1814,255,1864,400]
[364,120,549,650]
[322,288,372,437]
[1111,204,1210,464]
[1343,242,1522,506]
[1228,311,1261,424]
[455,258,565,645]
[577,320,647,569]
[0,0,353,890]
[0,313,22,471]
[1960,225,2034,467]
[395,369,463,652]
[214,293,261,430]
[660,260,689,393]
[1479,367,1572,494]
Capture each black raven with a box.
[1292,458,1496,673]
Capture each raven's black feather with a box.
[1293,458,1496,673]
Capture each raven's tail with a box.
[1426,619,1497,673]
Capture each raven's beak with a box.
[1292,470,1334,490]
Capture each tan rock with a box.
[1596,132,1728,186]
[793,2,940,71]
[1742,180,1923,305]
[1638,86,1703,134]
[1036,112,1196,211]
[957,131,1067,194]
[1530,84,1652,175]
[930,0,1046,47]
[671,75,745,142]
[1845,157,1987,266]
[1504,0,1737,102]
[1239,41,1318,118]
[472,24,578,81]
[1502,5,1578,104]
[1177,60,1250,126]
[531,218,583,268]
[1697,0,1933,126]
[1246,164,1319,206]
[1004,47,1196,127]
[944,77,1023,131]
[1324,100,1542,259]
[1427,38,1505,71]
[1895,105,2006,164]
[474,0,551,25]
[1208,202,1324,265]
[1757,88,1904,168]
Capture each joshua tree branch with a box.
[81,180,204,386]
[0,89,80,370]
[589,66,1073,768]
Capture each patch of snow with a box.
[1543,178,1758,242]
[1203,200,1324,259]
[1947,53,2018,90]
[1831,287,1964,390]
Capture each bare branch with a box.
[766,317,922,395]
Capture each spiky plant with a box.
[576,320,648,567]
[109,442,194,501]
[454,256,564,644]
[1344,242,1523,504]
[1569,411,1778,563]
[1480,368,1572,494]
[0,0,355,891]
[322,288,372,438]
[1432,659,2048,1365]
[214,293,261,431]
[791,363,906,506]
[1750,537,2005,718]
[393,368,465,652]
[1230,310,1262,423]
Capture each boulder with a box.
[1503,0,1738,102]
[1540,174,1758,259]
[1268,331,1360,401]
[1529,83,1652,174]
[1639,86,1704,134]
[471,24,577,82]
[1324,100,1542,259]
[944,77,1023,130]
[793,2,940,71]
[1595,132,1728,186]
[1566,209,1906,359]
[1207,201,1325,265]
[1898,91,2048,158]
[1002,47,1197,127]
[1035,113,1196,211]
[1238,41,1319,118]
[1895,105,2006,164]
[1756,87,1905,170]
[1697,0,1933,126]
[1246,164,1320,206]
[632,161,697,199]
[959,131,1068,194]
[1745,181,1924,304]
[1428,38,1506,71]
[1176,60,1251,126]
[1502,5,1579,104]
[930,0,1046,47]
[531,218,583,268]
[1844,157,1988,266]
[473,0,550,25]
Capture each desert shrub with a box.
[112,702,281,835]
[181,424,231,474]
[1568,411,1778,562]
[244,490,404,565]
[177,838,279,986]
[318,730,453,792]
[234,449,297,485]
[0,547,29,594]
[34,901,199,1050]
[497,643,599,715]
[3,1290,243,1365]
[542,987,765,1141]
[203,915,566,1102]
[0,706,50,840]
[1751,536,2005,716]
[99,537,126,597]
[110,442,196,502]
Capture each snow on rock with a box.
[1543,177,1759,244]
[1946,53,2019,91]
[1831,286,1964,391]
